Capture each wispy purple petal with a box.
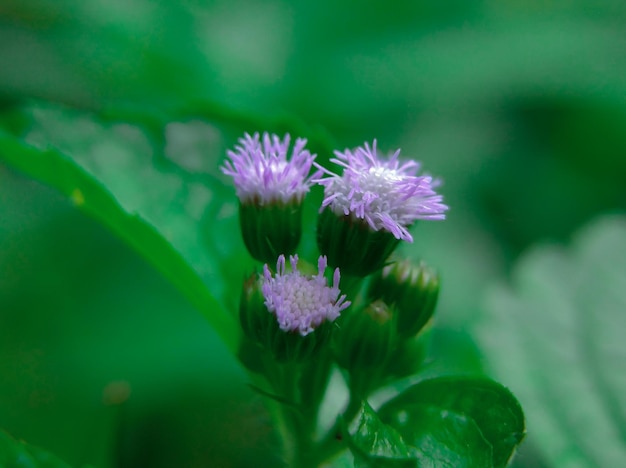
[313,140,449,241]
[221,132,319,205]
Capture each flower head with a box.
[314,140,448,242]
[262,254,350,336]
[221,132,318,205]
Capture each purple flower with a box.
[314,140,448,242]
[221,132,318,205]
[262,255,350,336]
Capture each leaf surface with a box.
[0,104,245,351]
[477,215,626,466]
[379,376,525,467]
[0,430,72,468]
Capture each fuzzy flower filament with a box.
[221,132,318,205]
[262,255,350,336]
[315,140,448,242]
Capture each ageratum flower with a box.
[315,140,448,242]
[221,133,319,263]
[315,140,448,276]
[221,132,317,205]
[262,254,350,336]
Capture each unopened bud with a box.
[367,259,439,339]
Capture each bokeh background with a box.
[1,1,625,466]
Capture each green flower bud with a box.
[385,331,432,379]
[239,272,273,347]
[317,208,400,277]
[334,300,398,373]
[367,259,439,339]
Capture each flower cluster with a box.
[223,133,446,343]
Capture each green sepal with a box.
[384,329,432,379]
[239,200,303,264]
[367,259,439,339]
[317,208,400,277]
[238,272,273,347]
[267,320,335,363]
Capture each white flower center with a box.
[279,276,324,320]
[368,166,401,181]
[327,165,404,219]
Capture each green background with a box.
[1,0,625,466]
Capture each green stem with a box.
[253,355,298,464]
[255,351,343,466]
[309,383,364,466]
[262,358,317,467]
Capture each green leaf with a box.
[476,215,626,466]
[0,429,72,467]
[0,103,242,352]
[344,401,417,467]
[384,404,493,468]
[379,376,525,467]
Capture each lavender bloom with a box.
[221,132,318,205]
[262,255,350,336]
[314,140,448,242]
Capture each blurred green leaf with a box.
[0,103,242,352]
[476,215,626,466]
[0,171,279,467]
[379,377,525,467]
[0,429,72,467]
[344,401,417,467]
